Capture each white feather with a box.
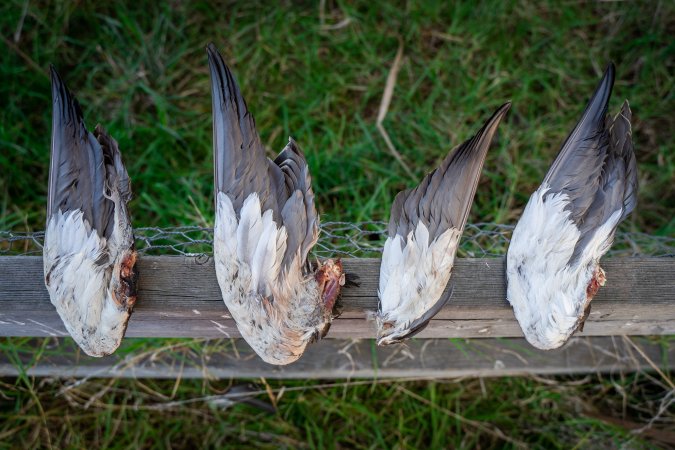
[250,210,284,296]
[377,222,461,342]
[237,194,263,264]
[43,210,129,357]
[213,191,238,258]
[506,185,624,349]
[214,192,320,365]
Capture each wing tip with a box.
[206,42,227,89]
[494,101,512,118]
[605,61,616,81]
[480,101,511,137]
[586,61,616,120]
[49,65,84,125]
[49,64,61,85]
[387,102,510,239]
[456,101,511,160]
[206,41,248,119]
[205,42,223,68]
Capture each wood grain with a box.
[0,336,671,379]
[1,256,673,338]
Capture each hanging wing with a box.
[506,64,637,350]
[44,67,135,357]
[208,43,318,295]
[377,103,511,344]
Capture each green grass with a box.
[2,364,674,448]
[1,0,674,448]
[1,0,673,233]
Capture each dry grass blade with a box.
[1,34,46,76]
[13,0,30,43]
[622,336,675,390]
[376,40,415,180]
[141,377,448,410]
[319,18,352,31]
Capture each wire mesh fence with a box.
[1,222,673,258]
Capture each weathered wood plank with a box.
[1,256,674,339]
[0,337,671,379]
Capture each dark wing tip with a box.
[562,62,615,137]
[48,67,120,236]
[438,101,511,219]
[49,64,60,83]
[206,42,250,125]
[206,42,228,91]
[447,102,511,164]
[387,103,510,240]
[542,63,616,190]
[207,42,253,196]
[475,101,511,142]
[50,64,68,104]
[50,65,85,125]
[585,62,616,123]
[49,65,89,220]
[492,101,512,120]
[206,42,224,69]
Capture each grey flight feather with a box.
[610,101,638,222]
[207,43,319,272]
[276,141,319,267]
[388,102,512,243]
[48,66,130,239]
[569,100,637,263]
[544,64,615,204]
[543,64,615,224]
[541,64,637,264]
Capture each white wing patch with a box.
[506,185,623,349]
[214,192,288,298]
[43,210,128,357]
[215,192,324,365]
[377,222,461,342]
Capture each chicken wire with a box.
[1,222,673,258]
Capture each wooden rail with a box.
[1,337,671,379]
[1,256,674,339]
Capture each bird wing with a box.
[388,102,512,241]
[568,100,637,263]
[541,64,637,264]
[208,44,318,297]
[45,67,134,357]
[543,64,615,216]
[48,66,131,239]
[378,103,511,343]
